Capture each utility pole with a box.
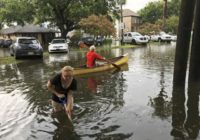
[163,0,168,30]
[120,3,124,45]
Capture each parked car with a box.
[48,38,69,53]
[123,32,149,45]
[151,32,172,43]
[171,35,177,41]
[144,35,150,42]
[0,39,4,47]
[3,39,13,47]
[150,34,160,42]
[10,37,43,59]
[95,36,104,46]
[78,37,95,47]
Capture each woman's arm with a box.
[64,90,74,120]
[47,80,65,98]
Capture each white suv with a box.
[151,32,172,43]
[123,32,148,45]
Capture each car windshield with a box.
[18,39,38,44]
[52,39,65,44]
[160,32,167,35]
[132,32,142,36]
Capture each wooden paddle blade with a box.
[111,63,121,70]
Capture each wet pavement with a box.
[0,42,199,140]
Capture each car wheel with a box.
[10,51,14,56]
[38,54,43,59]
[158,38,162,42]
[132,39,136,45]
[14,53,19,59]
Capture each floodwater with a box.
[0,42,199,140]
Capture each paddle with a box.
[106,60,121,70]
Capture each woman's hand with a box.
[65,105,72,121]
[56,93,65,98]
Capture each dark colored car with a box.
[10,37,43,59]
[95,36,104,46]
[78,37,95,47]
[3,39,12,47]
[0,39,4,47]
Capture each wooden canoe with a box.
[73,53,128,76]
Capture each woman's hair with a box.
[61,66,74,72]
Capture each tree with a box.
[139,1,163,23]
[138,23,161,35]
[139,0,181,24]
[0,0,35,26]
[79,15,116,37]
[168,0,181,16]
[162,0,168,29]
[34,0,124,38]
[165,16,179,34]
[0,0,124,38]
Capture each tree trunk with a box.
[188,0,200,82]
[173,0,196,87]
[59,25,68,39]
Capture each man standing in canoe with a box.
[86,45,107,68]
[47,66,77,120]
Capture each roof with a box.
[123,9,140,17]
[0,25,58,35]
[0,26,22,34]
[16,37,36,39]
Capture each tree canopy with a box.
[79,15,116,37]
[0,0,125,37]
[138,0,181,34]
[0,0,35,26]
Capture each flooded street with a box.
[0,42,199,140]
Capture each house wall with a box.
[123,16,141,33]
[123,17,132,32]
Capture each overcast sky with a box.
[123,0,158,12]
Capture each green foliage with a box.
[138,0,180,34]
[168,0,181,16]
[68,30,83,47]
[165,16,179,34]
[79,15,116,37]
[0,0,126,37]
[139,1,163,23]
[0,0,35,26]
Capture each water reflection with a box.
[149,69,172,119]
[48,53,70,63]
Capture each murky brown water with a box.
[0,42,199,140]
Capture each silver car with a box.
[10,37,43,59]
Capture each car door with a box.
[123,33,128,43]
[126,33,132,43]
[9,40,16,56]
